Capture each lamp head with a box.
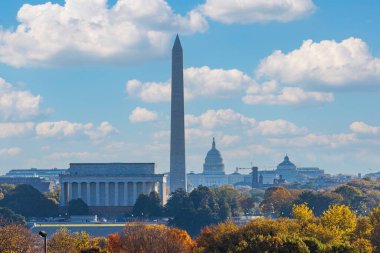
[39,231,47,238]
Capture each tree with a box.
[0,207,26,226]
[0,225,39,253]
[0,184,15,201]
[48,228,91,253]
[132,191,163,217]
[0,184,58,217]
[165,188,191,217]
[68,198,89,216]
[320,204,357,235]
[260,186,296,216]
[218,197,232,221]
[212,186,242,216]
[189,186,218,212]
[295,191,343,216]
[108,223,194,253]
[369,203,380,252]
[292,203,315,224]
[147,191,162,217]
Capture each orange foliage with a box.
[108,223,193,253]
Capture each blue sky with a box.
[0,0,380,175]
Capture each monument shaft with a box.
[170,35,186,192]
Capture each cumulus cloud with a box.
[256,119,307,135]
[198,0,315,24]
[35,120,116,139]
[84,121,118,139]
[0,77,42,120]
[185,109,256,129]
[270,133,356,148]
[350,121,380,135]
[0,122,35,138]
[129,107,158,123]
[243,81,334,105]
[0,0,208,67]
[126,66,254,102]
[257,37,380,85]
[0,147,23,156]
[219,135,241,146]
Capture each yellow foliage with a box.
[292,203,315,223]
[320,204,357,234]
[352,238,373,253]
[0,225,38,253]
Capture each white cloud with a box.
[126,80,170,103]
[126,66,254,102]
[185,109,256,129]
[36,121,92,137]
[256,119,307,135]
[257,37,380,85]
[350,121,380,135]
[0,147,22,156]
[0,122,34,138]
[0,0,207,67]
[129,107,158,123]
[243,83,334,105]
[199,0,315,24]
[269,133,356,148]
[47,151,97,160]
[0,77,42,120]
[84,121,118,139]
[35,120,116,139]
[219,135,240,146]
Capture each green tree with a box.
[0,184,58,217]
[165,189,191,217]
[295,191,343,216]
[132,191,163,217]
[68,198,89,216]
[0,207,26,226]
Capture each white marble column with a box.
[132,182,137,204]
[105,182,109,206]
[87,183,91,205]
[69,182,73,202]
[124,182,128,206]
[159,181,164,204]
[78,182,82,200]
[95,182,100,206]
[115,182,119,206]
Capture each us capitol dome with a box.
[203,138,225,175]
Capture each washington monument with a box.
[170,35,187,192]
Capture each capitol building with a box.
[187,138,325,190]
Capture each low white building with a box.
[59,163,167,214]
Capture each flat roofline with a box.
[69,163,155,165]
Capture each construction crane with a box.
[235,166,259,189]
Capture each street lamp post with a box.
[38,231,47,253]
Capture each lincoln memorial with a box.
[59,163,167,214]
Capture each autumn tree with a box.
[260,186,296,216]
[292,203,315,225]
[48,228,91,253]
[108,223,194,253]
[0,225,39,253]
[369,203,380,252]
[320,204,357,238]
